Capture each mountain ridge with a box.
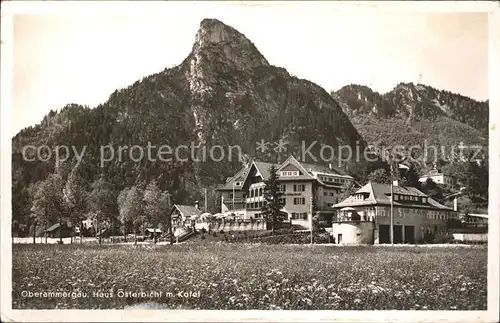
[331,82,488,156]
[12,18,364,208]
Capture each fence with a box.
[195,219,293,233]
[452,233,488,243]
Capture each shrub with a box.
[431,233,454,244]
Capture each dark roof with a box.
[333,182,453,211]
[253,161,275,179]
[45,223,61,232]
[301,162,349,176]
[220,167,249,190]
[219,155,353,190]
[220,161,276,190]
[172,205,202,218]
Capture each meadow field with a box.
[12,243,487,310]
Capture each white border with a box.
[1,1,499,322]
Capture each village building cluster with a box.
[45,155,487,245]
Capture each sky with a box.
[10,2,489,135]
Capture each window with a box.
[281,171,299,177]
[302,213,308,220]
[329,192,334,196]
[279,184,286,192]
[279,198,286,206]
[394,194,399,201]
[229,193,233,198]
[250,190,254,198]
[293,184,305,192]
[294,197,305,205]
[235,181,242,187]
[324,192,328,196]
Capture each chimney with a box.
[393,180,399,187]
[328,163,332,170]
[453,197,458,212]
[195,200,199,210]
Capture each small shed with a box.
[144,228,162,239]
[45,223,72,238]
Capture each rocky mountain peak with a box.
[191,18,269,71]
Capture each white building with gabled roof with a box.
[332,181,458,244]
[218,155,355,229]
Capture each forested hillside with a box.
[332,83,488,152]
[12,19,364,237]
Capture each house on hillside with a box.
[332,180,457,244]
[218,155,356,230]
[419,168,457,187]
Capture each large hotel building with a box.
[218,155,354,229]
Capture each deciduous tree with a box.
[88,177,116,244]
[63,163,88,243]
[143,180,171,244]
[31,174,65,243]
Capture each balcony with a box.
[226,197,246,204]
[246,196,265,203]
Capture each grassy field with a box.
[12,243,487,310]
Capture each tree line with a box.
[14,159,173,245]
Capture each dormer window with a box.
[281,171,299,177]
